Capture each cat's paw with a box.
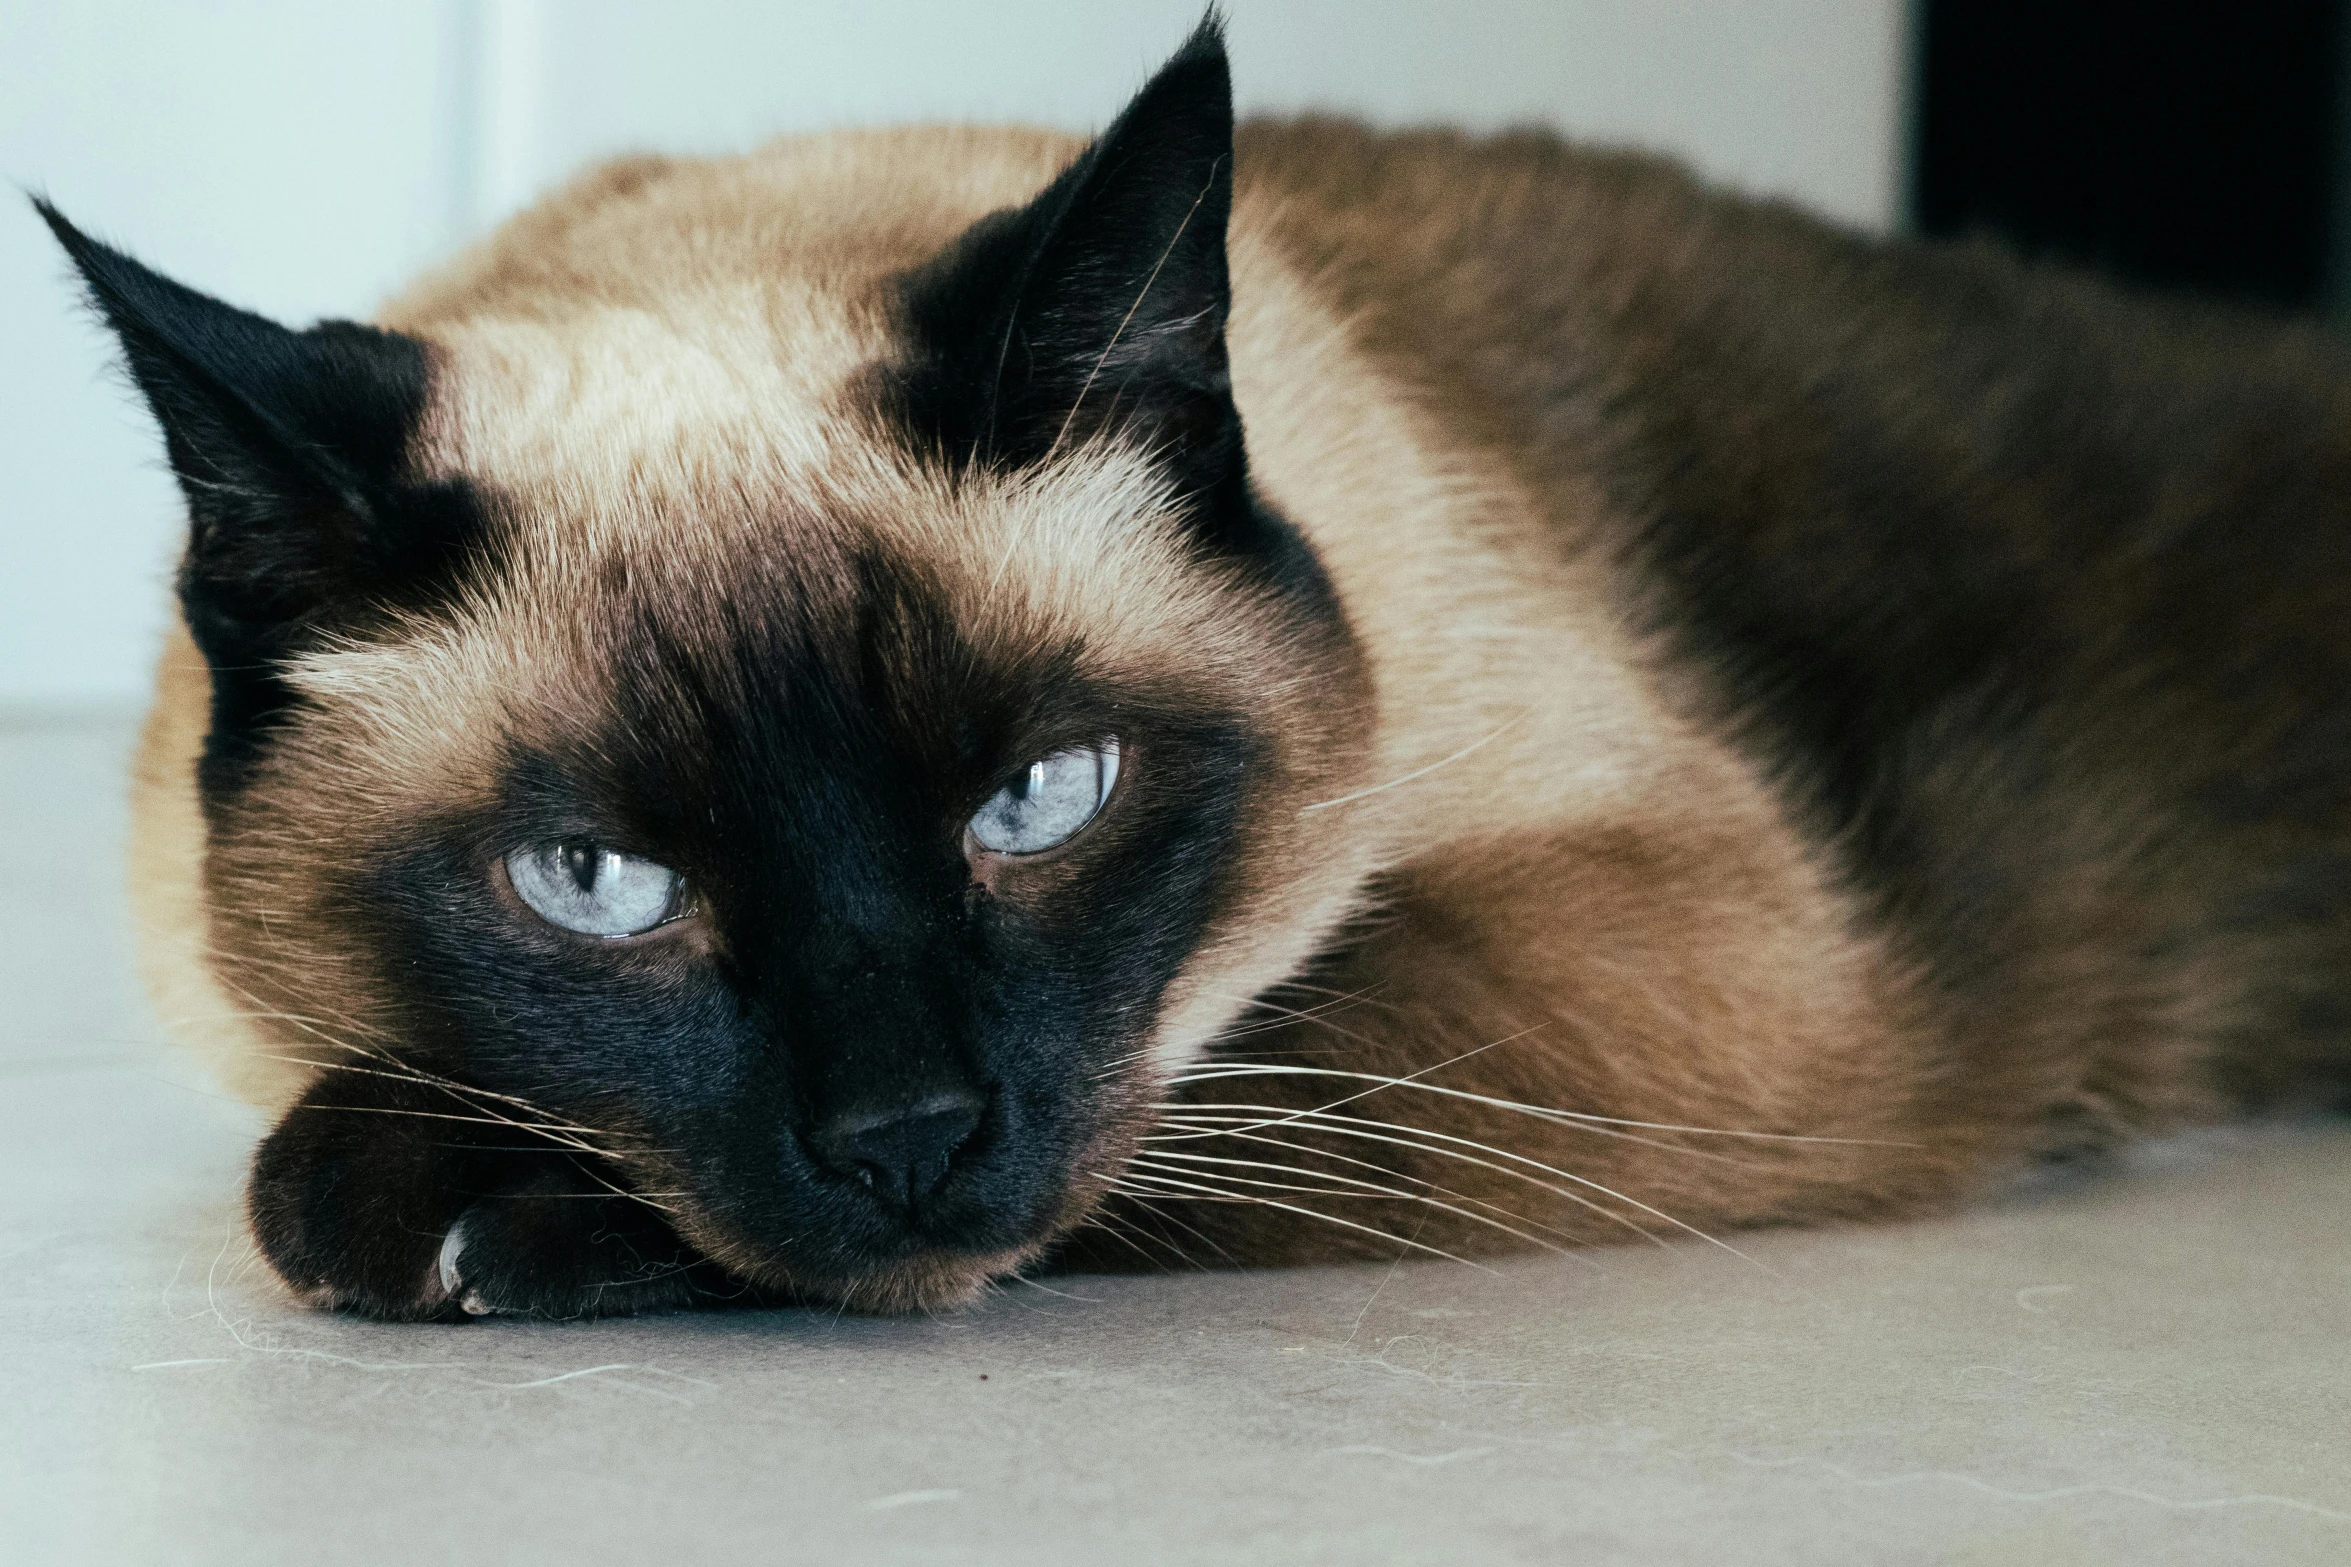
[425,1172,749,1320]
[248,1065,741,1321]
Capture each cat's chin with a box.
[667,1234,1048,1317]
[677,1183,1122,1316]
[682,1125,1147,1315]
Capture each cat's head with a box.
[48,23,1376,1311]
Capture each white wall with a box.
[0,0,1903,708]
[0,2,472,710]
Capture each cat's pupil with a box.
[1015,761,1045,801]
[562,843,599,894]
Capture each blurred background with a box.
[2,1,2343,709]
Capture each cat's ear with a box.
[897,17,1240,494]
[35,200,468,651]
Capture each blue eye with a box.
[967,741,1121,855]
[505,843,683,936]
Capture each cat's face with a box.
[228,439,1359,1311]
[52,26,1374,1312]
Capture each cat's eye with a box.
[967,741,1121,856]
[505,843,685,937]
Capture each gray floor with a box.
[4,713,2346,1566]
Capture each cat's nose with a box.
[806,1091,987,1210]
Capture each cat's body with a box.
[57,25,2351,1315]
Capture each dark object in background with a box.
[1913,0,2347,312]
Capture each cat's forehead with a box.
[280,126,1288,809]
[417,285,884,508]
[413,296,1222,664]
[285,370,1257,817]
[389,124,1098,517]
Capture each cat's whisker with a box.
[252,1054,632,1155]
[1177,1044,1368,1059]
[1086,1044,1162,1085]
[1158,1081,1755,1170]
[485,1187,693,1198]
[1125,1201,1236,1269]
[1257,978,1406,1016]
[199,966,623,1147]
[1202,989,1391,1050]
[1086,1170,1238,1268]
[1072,1195,1202,1271]
[1129,1149,1575,1256]
[247,1031,645,1150]
[169,1004,401,1047]
[1138,1125,1597,1253]
[1167,1060,1915,1148]
[1093,1216,1198,1275]
[1152,1106,1665,1248]
[1200,983,1393,1043]
[1150,1104,1757,1261]
[563,1153,682,1218]
[1297,712,1528,814]
[1108,1166,1496,1272]
[297,1041,599,1125]
[1129,1151,1380,1199]
[198,965,391,1041]
[1164,1027,1550,1139]
[291,1102,622,1159]
[1005,1273,1103,1303]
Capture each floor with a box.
[4,712,2346,1565]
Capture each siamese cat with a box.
[42,20,2351,1319]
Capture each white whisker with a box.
[1202,990,1386,1050]
[1143,1126,1598,1255]
[1131,1150,1573,1255]
[1153,1107,1664,1247]
[1089,1172,1239,1268]
[564,1154,682,1218]
[1110,1166,1494,1271]
[1077,1202,1205,1271]
[292,1104,613,1159]
[1168,1061,1909,1148]
[1165,1028,1549,1140]
[1152,1104,1759,1262]
[257,1055,624,1147]
[1299,714,1527,813]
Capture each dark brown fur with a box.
[1074,123,2351,1263]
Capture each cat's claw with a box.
[436,1213,510,1315]
[435,1217,469,1302]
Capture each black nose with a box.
[806,1091,987,1211]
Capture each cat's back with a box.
[1245,115,2351,812]
[1240,116,2351,1111]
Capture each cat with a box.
[41,18,2351,1319]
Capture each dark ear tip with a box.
[30,194,80,249]
[1164,9,1231,82]
[28,196,118,289]
[1117,8,1231,137]
[31,194,79,241]
[1182,7,1230,58]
